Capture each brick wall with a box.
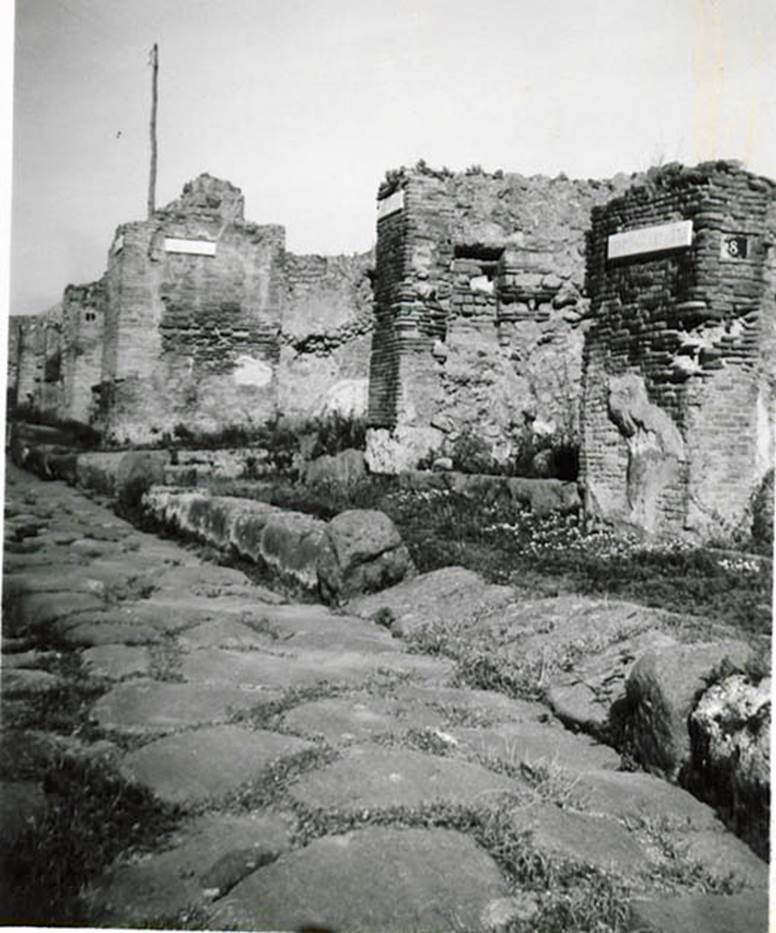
[367,166,637,470]
[581,161,776,538]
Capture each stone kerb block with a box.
[318,509,414,604]
[621,640,755,781]
[75,452,130,497]
[398,470,581,516]
[142,489,411,601]
[302,449,366,487]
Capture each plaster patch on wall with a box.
[377,189,404,221]
[607,220,693,260]
[163,237,217,256]
[233,355,273,387]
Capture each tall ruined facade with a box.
[8,175,374,443]
[99,176,285,442]
[366,166,637,471]
[582,162,775,538]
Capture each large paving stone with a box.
[677,828,769,888]
[478,595,677,644]
[506,802,652,875]
[86,812,293,925]
[573,770,723,830]
[627,891,768,933]
[280,694,445,743]
[258,608,402,654]
[177,619,276,650]
[80,645,152,680]
[287,744,520,812]
[1,649,59,669]
[119,726,313,805]
[67,597,251,636]
[70,537,125,560]
[210,826,511,932]
[148,562,270,599]
[445,722,621,774]
[347,565,515,637]
[391,683,549,725]
[61,619,164,646]
[1,668,64,696]
[90,680,274,734]
[180,647,453,689]
[3,570,111,598]
[5,590,105,635]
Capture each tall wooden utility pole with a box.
[147,43,159,218]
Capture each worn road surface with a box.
[1,464,769,932]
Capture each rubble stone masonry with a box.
[366,166,637,472]
[99,175,286,443]
[582,161,776,538]
[62,280,106,424]
[8,175,374,445]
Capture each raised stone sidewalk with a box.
[1,464,769,932]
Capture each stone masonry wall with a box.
[277,250,374,418]
[11,308,63,417]
[582,161,776,539]
[367,166,638,472]
[61,280,106,423]
[6,318,21,407]
[7,175,375,444]
[99,175,285,444]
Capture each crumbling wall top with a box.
[158,173,245,222]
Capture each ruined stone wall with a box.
[62,280,106,423]
[99,175,285,445]
[277,250,374,417]
[7,317,22,407]
[581,161,776,539]
[11,308,63,417]
[367,166,637,471]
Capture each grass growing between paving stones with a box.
[285,798,629,933]
[285,795,748,933]
[403,623,550,701]
[205,477,772,634]
[1,754,182,926]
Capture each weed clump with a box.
[1,756,181,926]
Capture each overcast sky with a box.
[7,0,776,315]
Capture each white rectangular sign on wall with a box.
[607,220,693,260]
[163,237,217,256]
[377,189,404,221]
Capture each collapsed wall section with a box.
[278,250,374,418]
[582,161,776,539]
[367,166,637,472]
